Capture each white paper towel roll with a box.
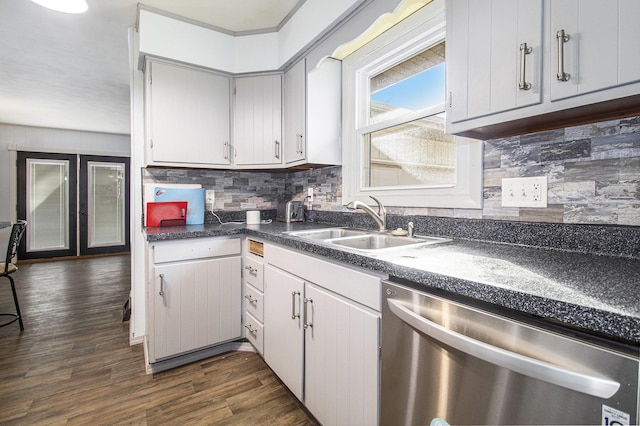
[246,210,260,224]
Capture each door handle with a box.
[518,42,532,90]
[303,297,313,329]
[291,291,300,319]
[223,141,230,160]
[296,133,303,155]
[158,273,165,296]
[386,298,620,399]
[556,29,570,82]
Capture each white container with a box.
[246,210,260,225]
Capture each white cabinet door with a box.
[283,57,342,167]
[447,0,543,124]
[150,256,241,361]
[283,58,306,164]
[550,0,640,101]
[306,58,342,166]
[234,74,282,166]
[263,265,304,400]
[304,284,380,426]
[147,60,231,166]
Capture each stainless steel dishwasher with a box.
[381,280,640,426]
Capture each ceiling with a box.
[0,0,302,135]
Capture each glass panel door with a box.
[17,152,129,259]
[79,155,130,255]
[17,152,78,259]
[26,158,70,251]
[88,162,125,247]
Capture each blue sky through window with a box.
[370,62,445,112]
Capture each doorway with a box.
[17,152,130,259]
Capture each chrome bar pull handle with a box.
[303,297,313,329]
[519,42,532,90]
[556,30,570,82]
[291,291,300,319]
[223,141,229,159]
[244,294,256,304]
[158,273,165,296]
[296,133,303,155]
[274,140,280,159]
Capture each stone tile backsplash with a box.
[143,115,640,227]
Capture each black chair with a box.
[1,220,27,330]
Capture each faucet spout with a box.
[345,196,386,232]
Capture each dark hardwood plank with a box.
[0,255,317,425]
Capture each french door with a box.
[17,152,130,259]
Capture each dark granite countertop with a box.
[145,221,640,344]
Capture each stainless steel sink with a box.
[287,228,369,240]
[327,234,450,251]
[288,227,450,251]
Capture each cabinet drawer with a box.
[266,243,384,311]
[244,283,264,322]
[244,257,264,291]
[244,312,263,354]
[153,237,241,264]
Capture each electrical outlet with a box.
[308,187,313,202]
[501,176,547,208]
[205,189,215,207]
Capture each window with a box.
[341,1,482,209]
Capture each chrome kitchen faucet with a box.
[346,196,386,232]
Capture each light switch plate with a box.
[501,176,547,208]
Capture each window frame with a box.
[341,2,483,209]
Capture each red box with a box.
[146,201,188,227]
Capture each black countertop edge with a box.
[144,222,640,345]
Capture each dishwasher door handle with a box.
[387,298,620,399]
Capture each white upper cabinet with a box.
[446,0,640,138]
[283,59,307,164]
[233,74,283,167]
[145,56,340,170]
[550,0,640,101]
[283,57,342,167]
[447,0,543,124]
[145,60,231,167]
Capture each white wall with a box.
[129,27,146,344]
[137,0,370,73]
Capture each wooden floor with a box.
[0,254,317,425]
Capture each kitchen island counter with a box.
[145,222,640,344]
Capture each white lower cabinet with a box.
[264,265,305,400]
[304,283,380,426]
[262,242,383,425]
[147,237,242,363]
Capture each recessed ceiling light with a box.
[31,0,88,14]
